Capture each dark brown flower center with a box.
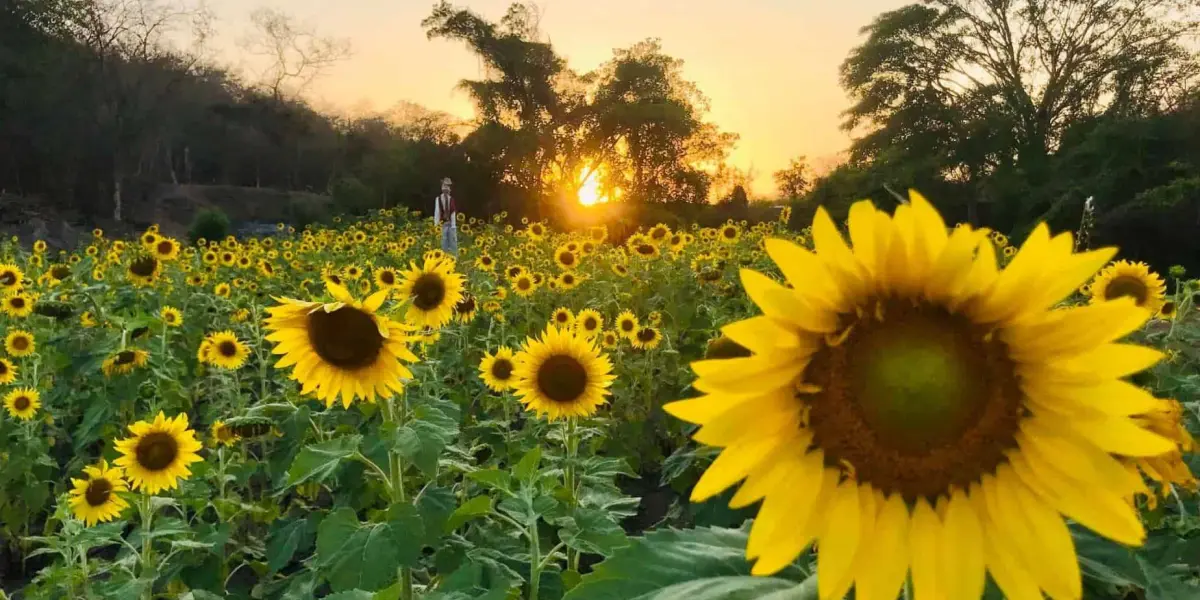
[0,361,8,375]
[9,297,26,309]
[555,312,570,324]
[536,355,588,403]
[455,295,476,314]
[562,275,575,285]
[135,432,180,471]
[559,252,576,267]
[157,241,174,254]
[411,273,446,311]
[636,328,657,343]
[51,266,70,279]
[129,257,158,277]
[583,317,598,330]
[218,341,238,357]
[85,478,113,507]
[507,267,522,278]
[11,336,29,351]
[636,244,655,256]
[380,271,396,285]
[517,278,531,291]
[0,272,15,286]
[115,351,137,365]
[1103,275,1150,306]
[307,306,384,370]
[620,319,635,332]
[491,358,514,380]
[805,300,1022,503]
[723,227,736,238]
[13,395,30,411]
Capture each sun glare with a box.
[577,172,608,206]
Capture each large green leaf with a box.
[285,434,362,488]
[266,515,319,574]
[316,505,426,592]
[1074,528,1200,600]
[556,507,629,556]
[410,395,461,475]
[446,495,494,533]
[563,525,812,600]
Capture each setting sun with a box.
[577,171,609,206]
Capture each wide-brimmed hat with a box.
[441,177,452,185]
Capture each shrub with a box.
[188,208,230,243]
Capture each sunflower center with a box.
[51,266,70,279]
[1104,275,1150,306]
[157,241,174,254]
[13,395,30,411]
[583,317,597,330]
[723,228,735,238]
[562,275,575,285]
[620,320,634,332]
[129,257,158,277]
[805,301,1022,502]
[381,271,396,285]
[536,355,588,403]
[491,359,514,380]
[636,244,655,255]
[10,297,25,309]
[556,313,570,324]
[135,432,180,471]
[411,273,446,311]
[12,337,29,351]
[115,351,137,365]
[0,272,15,285]
[560,252,576,266]
[307,306,384,370]
[518,279,531,291]
[218,341,238,357]
[636,328,656,343]
[85,478,113,507]
[456,295,476,314]
[0,362,7,375]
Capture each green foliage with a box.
[187,208,230,244]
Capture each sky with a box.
[200,0,911,195]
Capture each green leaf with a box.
[390,424,424,459]
[466,468,513,493]
[445,495,493,532]
[418,486,457,544]
[514,447,542,482]
[323,592,375,600]
[285,434,362,488]
[180,591,226,600]
[410,396,460,476]
[316,506,426,592]
[645,577,813,600]
[266,516,317,574]
[557,507,629,556]
[563,525,811,600]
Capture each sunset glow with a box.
[577,172,609,206]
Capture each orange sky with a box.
[205,0,910,196]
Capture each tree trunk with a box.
[184,146,192,183]
[112,171,123,222]
[166,145,178,184]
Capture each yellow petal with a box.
[940,488,985,600]
[909,498,942,600]
[690,433,792,502]
[854,491,910,600]
[817,480,862,600]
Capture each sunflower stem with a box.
[382,393,413,600]
[562,418,579,572]
[138,494,156,600]
[528,516,542,600]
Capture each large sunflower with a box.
[615,310,639,341]
[68,460,130,526]
[264,282,418,408]
[554,245,580,270]
[374,267,401,290]
[396,259,465,329]
[2,293,34,318]
[479,347,517,392]
[5,329,36,357]
[114,412,204,494]
[125,255,162,287]
[0,263,23,293]
[664,192,1184,600]
[202,331,250,370]
[574,309,603,338]
[511,326,615,421]
[1088,259,1167,315]
[631,326,662,350]
[3,387,39,420]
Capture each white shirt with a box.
[434,192,456,229]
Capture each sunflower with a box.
[575,309,603,337]
[551,307,575,328]
[47,263,71,283]
[1158,301,1178,320]
[1088,259,1167,314]
[647,310,662,326]
[374,267,401,289]
[615,310,639,341]
[554,245,580,270]
[1126,399,1197,508]
[236,256,252,269]
[631,326,662,350]
[114,412,204,494]
[475,255,496,271]
[5,330,35,357]
[600,330,618,349]
[126,255,161,286]
[214,283,231,298]
[396,259,465,329]
[211,420,241,447]
[556,272,581,290]
[202,331,250,370]
[480,347,517,392]
[453,293,477,323]
[3,387,38,420]
[152,237,181,261]
[512,326,615,421]
[505,265,528,280]
[611,263,629,277]
[102,348,149,377]
[512,274,537,298]
[527,222,546,239]
[258,260,276,278]
[2,293,34,318]
[160,306,183,327]
[0,263,24,293]
[220,251,236,267]
[629,238,660,259]
[80,311,98,328]
[342,265,363,280]
[264,282,418,408]
[664,192,1180,599]
[32,239,47,253]
[717,223,741,243]
[139,231,159,249]
[68,460,130,526]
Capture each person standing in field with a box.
[434,177,458,254]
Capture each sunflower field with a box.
[0,193,1199,600]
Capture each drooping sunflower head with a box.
[632,326,662,350]
[574,309,603,337]
[479,346,517,392]
[551,307,574,328]
[2,293,35,318]
[3,387,39,420]
[5,329,36,357]
[264,282,418,408]
[1158,300,1177,320]
[202,331,250,370]
[48,264,71,282]
[126,255,161,286]
[160,306,183,327]
[114,412,204,494]
[397,259,465,329]
[512,326,615,421]
[68,460,130,526]
[615,310,639,340]
[665,192,1182,598]
[211,420,241,446]
[1088,260,1167,314]
[102,348,149,377]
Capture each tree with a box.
[240,7,351,100]
[773,156,810,200]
